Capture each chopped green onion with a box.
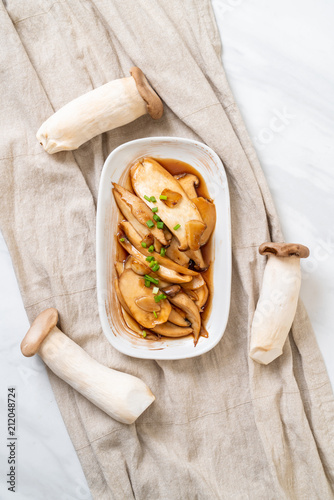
[148,245,154,253]
[153,214,161,222]
[173,224,181,230]
[152,263,160,272]
[150,196,157,202]
[152,287,159,294]
[144,275,159,285]
[144,195,151,202]
[119,238,125,242]
[159,195,167,200]
[146,220,154,228]
[152,207,158,213]
[142,331,147,338]
[153,311,158,318]
[160,247,166,256]
[141,241,147,248]
[149,260,157,268]
[146,256,154,262]
[154,293,166,303]
[157,221,164,229]
[144,280,151,288]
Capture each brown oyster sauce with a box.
[115,157,214,344]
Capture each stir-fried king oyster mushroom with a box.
[119,221,197,277]
[131,158,206,251]
[174,173,199,199]
[118,269,171,328]
[37,67,163,154]
[112,157,215,344]
[113,183,168,245]
[250,242,310,365]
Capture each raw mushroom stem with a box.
[250,242,309,365]
[21,309,155,424]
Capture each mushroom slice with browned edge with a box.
[194,285,209,312]
[131,158,206,251]
[115,261,124,278]
[151,322,193,338]
[121,308,159,340]
[168,292,201,345]
[113,183,168,245]
[117,232,192,284]
[181,274,206,290]
[166,237,191,267]
[119,221,197,277]
[174,173,199,199]
[165,236,206,271]
[119,269,171,328]
[250,242,310,365]
[192,197,216,246]
[168,308,190,327]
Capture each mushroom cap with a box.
[130,67,163,120]
[21,308,58,357]
[259,242,310,259]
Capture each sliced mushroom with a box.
[113,183,168,245]
[168,292,201,345]
[161,285,181,297]
[119,221,197,277]
[125,256,171,288]
[174,173,199,199]
[165,237,206,271]
[117,232,192,284]
[121,307,143,334]
[130,259,148,276]
[171,305,187,319]
[113,190,149,240]
[119,269,171,328]
[131,158,205,251]
[185,249,206,271]
[168,308,190,327]
[151,322,193,338]
[181,274,206,290]
[166,237,191,267]
[141,233,154,248]
[115,278,131,315]
[163,226,173,242]
[121,308,160,340]
[160,188,182,208]
[194,284,209,311]
[185,220,206,251]
[135,296,161,312]
[115,261,124,278]
[192,197,216,246]
[184,289,198,301]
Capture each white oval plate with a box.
[96,137,231,360]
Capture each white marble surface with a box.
[0,1,333,498]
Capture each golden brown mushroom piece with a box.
[250,242,310,365]
[168,292,202,345]
[118,269,171,328]
[113,183,168,245]
[131,158,206,251]
[174,173,199,199]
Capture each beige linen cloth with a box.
[1,1,334,498]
